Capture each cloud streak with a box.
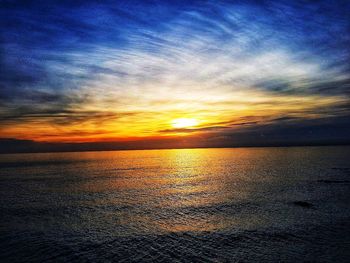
[0,0,349,146]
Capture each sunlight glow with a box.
[171,118,199,129]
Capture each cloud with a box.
[0,0,349,145]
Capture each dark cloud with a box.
[213,115,350,146]
[0,89,122,126]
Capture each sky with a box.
[0,0,350,152]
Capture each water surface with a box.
[1,147,350,262]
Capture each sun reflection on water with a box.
[73,148,261,233]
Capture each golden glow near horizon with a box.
[1,91,346,143]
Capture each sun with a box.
[171,118,199,128]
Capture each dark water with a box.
[1,146,350,262]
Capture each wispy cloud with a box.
[0,0,349,144]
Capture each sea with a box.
[0,146,350,262]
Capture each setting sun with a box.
[171,118,199,128]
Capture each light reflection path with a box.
[69,148,278,233]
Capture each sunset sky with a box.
[1,0,349,151]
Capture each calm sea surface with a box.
[1,146,350,262]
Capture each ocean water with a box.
[0,146,350,262]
